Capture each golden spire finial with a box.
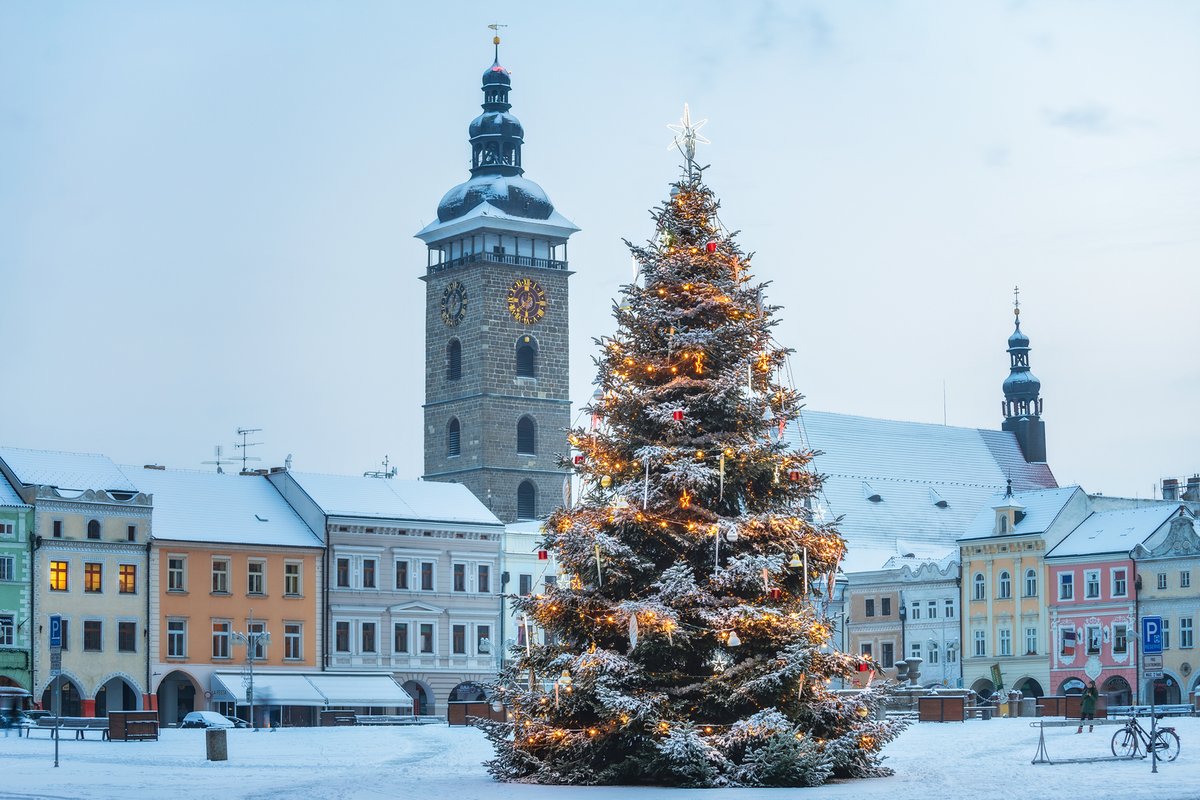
[488,23,507,56]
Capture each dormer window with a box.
[998,515,1008,533]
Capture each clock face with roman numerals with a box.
[506,277,547,325]
[441,280,467,327]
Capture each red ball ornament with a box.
[856,661,871,673]
[769,587,782,601]
[788,469,801,482]
[672,409,684,422]
[537,550,549,561]
[705,241,717,253]
[573,455,585,466]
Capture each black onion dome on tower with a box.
[1002,317,1040,402]
[436,41,556,223]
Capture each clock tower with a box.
[416,38,578,523]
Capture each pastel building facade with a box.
[0,472,34,690]
[0,448,152,716]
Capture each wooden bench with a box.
[23,717,110,740]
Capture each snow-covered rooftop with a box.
[0,446,139,493]
[1047,503,1183,558]
[416,199,579,244]
[130,467,323,548]
[285,472,503,528]
[0,470,28,508]
[959,487,1083,541]
[787,410,1059,572]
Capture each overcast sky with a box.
[1,1,1197,499]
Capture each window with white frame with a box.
[335,621,351,652]
[362,559,377,589]
[1086,625,1101,654]
[999,571,1011,599]
[910,602,921,621]
[0,555,13,582]
[477,624,491,655]
[284,562,301,596]
[974,630,986,657]
[1024,568,1038,597]
[927,641,939,664]
[864,598,875,617]
[453,563,466,592]
[0,522,13,537]
[518,574,532,595]
[1181,617,1194,649]
[395,560,409,590]
[336,557,351,588]
[284,622,302,660]
[928,600,937,619]
[1182,571,1192,589]
[999,628,1012,656]
[1157,572,1168,590]
[393,622,409,654]
[1025,626,1038,655]
[973,573,985,601]
[1163,618,1171,649]
[910,641,922,659]
[419,623,434,654]
[247,560,265,595]
[1084,570,1100,599]
[0,614,13,646]
[880,641,894,668]
[945,598,955,618]
[167,618,186,657]
[947,642,958,663]
[1113,624,1127,654]
[361,622,377,653]
[212,620,231,659]
[248,619,267,660]
[167,556,186,592]
[1112,568,1127,598]
[478,564,490,593]
[452,624,467,654]
[1059,572,1074,600]
[420,562,435,591]
[211,559,229,594]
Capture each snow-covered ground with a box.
[1,717,1197,800]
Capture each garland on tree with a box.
[482,168,905,787]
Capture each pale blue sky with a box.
[1,1,1197,498]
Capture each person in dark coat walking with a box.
[1077,680,1099,733]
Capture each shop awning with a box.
[210,671,413,709]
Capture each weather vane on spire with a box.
[488,22,507,58]
[1013,284,1021,322]
[667,103,710,177]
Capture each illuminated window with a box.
[50,561,69,592]
[84,562,102,593]
[119,564,136,594]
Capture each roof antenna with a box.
[235,427,263,474]
[364,455,397,480]
[202,445,236,474]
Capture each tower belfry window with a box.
[517,481,536,520]
[447,339,462,381]
[516,337,537,378]
[516,416,536,455]
[447,418,461,457]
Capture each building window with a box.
[362,622,377,653]
[419,623,434,654]
[859,642,872,659]
[1058,572,1073,600]
[336,557,350,588]
[1113,624,1127,654]
[519,573,532,596]
[909,642,921,660]
[1157,572,1168,590]
[1025,626,1038,655]
[517,481,536,520]
[881,597,891,616]
[947,643,958,664]
[477,624,491,655]
[50,560,68,591]
[880,641,894,668]
[447,418,461,457]
[118,621,137,653]
[973,573,985,601]
[167,557,186,592]
[119,564,136,594]
[1163,618,1171,649]
[998,571,1011,599]
[864,598,875,618]
[515,339,537,378]
[284,623,302,660]
[52,520,62,538]
[212,559,229,594]
[1112,568,1127,598]
[447,339,462,381]
[1061,626,1077,656]
[420,561,434,591]
[945,598,954,618]
[545,575,558,591]
[1181,617,1194,649]
[362,559,377,589]
[999,628,1012,657]
[516,416,536,455]
[58,619,69,650]
[83,620,102,651]
[284,562,301,596]
[453,563,466,592]
[212,621,231,659]
[928,600,937,619]
[927,642,939,664]
[248,620,267,660]
[1084,569,1100,599]
[0,615,13,646]
[87,519,101,539]
[910,602,921,621]
[127,525,136,542]
[167,619,186,658]
[335,621,350,653]
[1182,571,1192,589]
[84,562,102,593]
[0,522,12,538]
[247,561,265,595]
[452,624,467,654]
[1086,625,1102,654]
[0,556,13,582]
[478,564,490,593]
[974,630,986,657]
[1024,568,1037,597]
[395,561,409,590]
[394,622,409,654]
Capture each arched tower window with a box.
[1025,568,1038,597]
[447,339,462,382]
[516,416,536,455]
[447,418,461,457]
[973,573,986,601]
[515,336,537,378]
[87,519,101,539]
[516,481,536,520]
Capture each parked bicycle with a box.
[1110,714,1180,762]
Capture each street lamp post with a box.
[232,613,270,731]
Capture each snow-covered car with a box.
[180,711,238,729]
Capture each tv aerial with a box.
[235,427,263,473]
[364,455,397,480]
[202,445,237,474]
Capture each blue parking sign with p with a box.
[49,614,62,649]
[1142,616,1163,654]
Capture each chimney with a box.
[1162,478,1180,501]
[1185,474,1200,502]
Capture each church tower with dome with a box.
[416,37,578,523]
[1000,289,1047,463]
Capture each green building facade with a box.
[0,472,33,690]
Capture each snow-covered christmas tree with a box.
[483,115,905,787]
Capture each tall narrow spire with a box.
[1001,286,1047,462]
